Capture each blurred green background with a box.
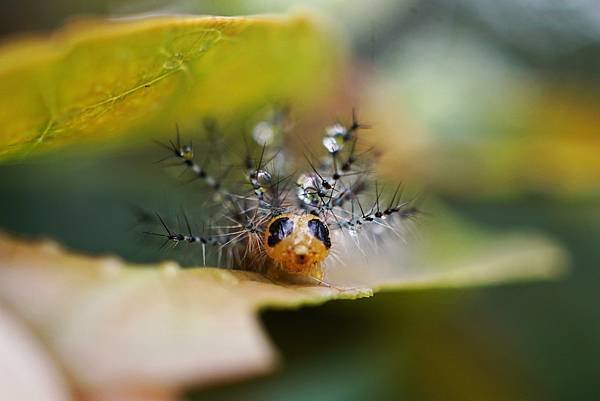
[0,1,598,400]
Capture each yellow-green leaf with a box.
[0,14,338,161]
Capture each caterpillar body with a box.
[146,109,418,285]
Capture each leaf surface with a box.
[0,220,567,399]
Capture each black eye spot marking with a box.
[308,219,331,248]
[267,217,294,247]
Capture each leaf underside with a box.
[0,14,337,161]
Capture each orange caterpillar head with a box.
[264,213,331,278]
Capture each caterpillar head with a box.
[264,213,331,275]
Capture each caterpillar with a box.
[145,108,418,286]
